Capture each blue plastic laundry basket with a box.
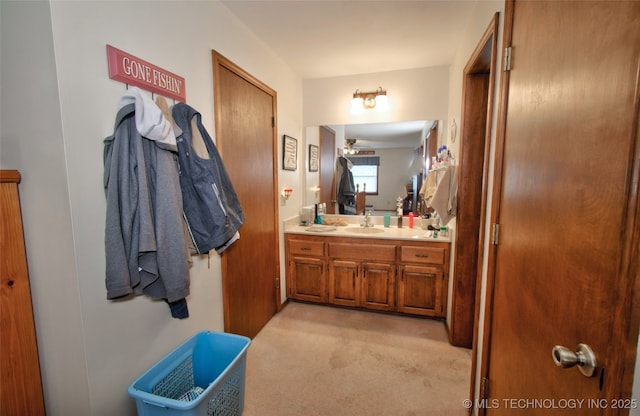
[128,331,251,416]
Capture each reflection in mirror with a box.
[328,120,440,213]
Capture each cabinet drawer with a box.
[400,246,445,265]
[289,239,324,256]
[329,242,396,261]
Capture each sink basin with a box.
[344,227,385,234]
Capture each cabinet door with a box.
[397,264,443,317]
[290,256,326,303]
[361,262,395,311]
[329,260,360,307]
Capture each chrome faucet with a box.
[361,209,374,227]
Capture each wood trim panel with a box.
[611,29,640,407]
[0,169,21,183]
[0,170,46,415]
[450,12,499,349]
[477,6,512,415]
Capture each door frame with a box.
[319,125,336,214]
[212,51,282,334]
[455,11,499,404]
[450,13,499,351]
[474,4,512,410]
[476,1,640,413]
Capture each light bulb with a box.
[374,94,389,112]
[351,96,364,114]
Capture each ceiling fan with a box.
[344,138,371,154]
[344,138,359,154]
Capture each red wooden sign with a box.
[106,44,186,102]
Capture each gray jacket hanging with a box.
[103,87,190,311]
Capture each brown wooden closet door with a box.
[212,52,279,339]
[485,1,640,414]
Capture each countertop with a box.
[283,214,451,243]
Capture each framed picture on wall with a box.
[283,135,297,171]
[309,144,318,172]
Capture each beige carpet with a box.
[243,302,471,416]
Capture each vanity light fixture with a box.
[351,87,389,114]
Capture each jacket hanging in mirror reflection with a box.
[336,156,355,214]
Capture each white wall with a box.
[1,1,302,414]
[304,126,322,207]
[362,148,423,212]
[0,1,91,413]
[303,66,450,127]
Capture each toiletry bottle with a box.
[408,213,414,228]
[397,215,403,228]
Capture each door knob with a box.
[552,343,597,377]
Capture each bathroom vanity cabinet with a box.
[328,242,396,311]
[285,233,450,318]
[288,238,326,302]
[397,245,448,317]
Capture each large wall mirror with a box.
[313,120,442,214]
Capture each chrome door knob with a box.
[552,343,597,377]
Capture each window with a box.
[350,156,380,195]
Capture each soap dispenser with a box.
[396,196,403,228]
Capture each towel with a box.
[431,165,458,225]
[419,170,438,208]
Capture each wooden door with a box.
[291,256,326,303]
[484,2,640,414]
[212,52,280,338]
[329,259,359,307]
[398,264,442,317]
[0,170,45,415]
[319,126,336,214]
[361,262,395,311]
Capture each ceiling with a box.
[220,0,475,148]
[335,120,433,150]
[220,0,477,79]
